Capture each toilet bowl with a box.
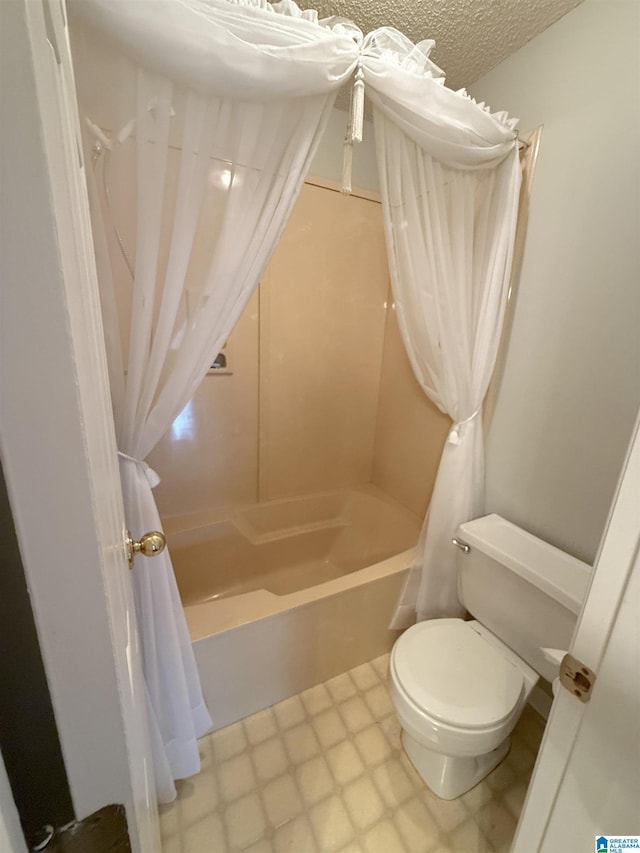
[389,514,592,800]
[389,618,538,799]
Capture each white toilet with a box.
[389,514,591,800]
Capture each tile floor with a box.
[160,654,545,853]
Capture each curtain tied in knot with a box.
[118,450,161,488]
[447,407,481,446]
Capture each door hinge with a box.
[559,653,596,703]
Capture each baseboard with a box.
[528,681,553,720]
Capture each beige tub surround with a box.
[258,183,389,502]
[149,177,450,530]
[372,300,452,519]
[148,291,260,518]
[164,487,420,729]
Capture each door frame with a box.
[0,1,157,850]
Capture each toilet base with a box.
[402,730,511,800]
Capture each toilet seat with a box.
[392,618,524,729]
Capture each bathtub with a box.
[164,485,420,730]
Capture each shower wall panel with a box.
[258,183,389,501]
[149,181,449,520]
[149,291,260,517]
[372,298,451,518]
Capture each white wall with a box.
[471,0,640,563]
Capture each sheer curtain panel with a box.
[70,0,359,802]
[361,30,522,624]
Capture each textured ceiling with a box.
[307,0,583,93]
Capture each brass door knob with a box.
[126,530,166,566]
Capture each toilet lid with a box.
[393,619,524,729]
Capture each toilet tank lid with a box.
[457,515,592,615]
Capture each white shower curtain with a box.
[360,30,522,624]
[71,0,360,802]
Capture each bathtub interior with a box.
[165,486,420,606]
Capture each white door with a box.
[513,413,640,851]
[0,2,158,851]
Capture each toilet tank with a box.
[456,514,592,682]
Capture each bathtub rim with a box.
[184,545,416,641]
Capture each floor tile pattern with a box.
[160,655,544,853]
